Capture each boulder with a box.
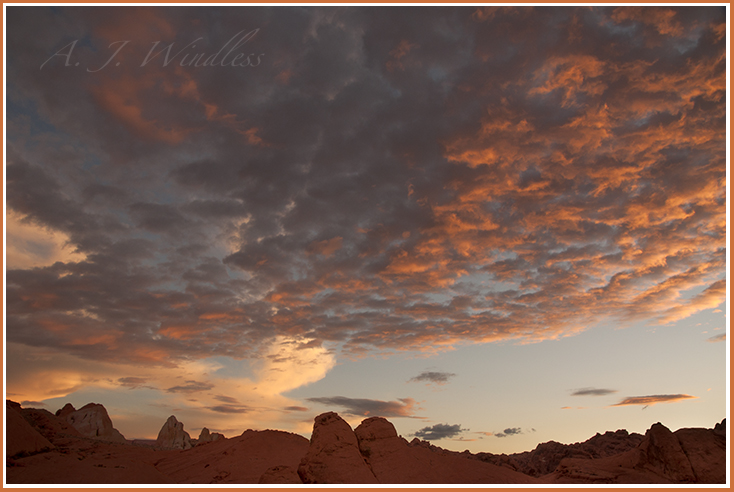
[57,403,126,443]
[6,401,54,458]
[297,412,377,484]
[156,415,192,450]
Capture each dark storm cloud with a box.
[495,427,522,438]
[166,380,214,393]
[409,371,456,384]
[571,388,617,397]
[5,6,726,369]
[306,396,417,417]
[414,423,464,441]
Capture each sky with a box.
[4,5,729,455]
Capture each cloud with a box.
[571,388,617,397]
[706,333,726,343]
[611,394,698,407]
[305,396,418,418]
[414,423,464,441]
[408,371,457,385]
[4,6,726,436]
[165,380,215,394]
[284,406,309,412]
[117,377,154,390]
[495,427,523,438]
[21,401,47,408]
[209,405,249,414]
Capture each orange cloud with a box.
[611,394,697,407]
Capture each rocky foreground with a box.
[5,400,727,484]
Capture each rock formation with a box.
[197,427,224,443]
[5,400,726,485]
[545,420,727,484]
[297,412,378,484]
[55,403,126,443]
[156,415,192,450]
[154,429,309,483]
[6,401,54,458]
[354,416,540,483]
[482,428,645,476]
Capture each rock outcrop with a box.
[55,403,126,443]
[354,416,540,483]
[485,428,644,476]
[156,415,192,450]
[154,429,309,483]
[545,421,727,484]
[197,427,224,444]
[297,412,378,484]
[6,401,54,458]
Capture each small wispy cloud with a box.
[706,333,726,343]
[571,388,617,396]
[165,380,214,393]
[306,396,418,417]
[611,394,697,407]
[408,371,457,385]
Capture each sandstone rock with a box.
[297,412,377,484]
[713,418,726,438]
[673,427,726,483]
[197,427,224,443]
[55,403,76,419]
[354,416,540,484]
[156,415,193,450]
[258,465,303,484]
[155,429,309,483]
[57,403,126,443]
[6,401,54,458]
[21,407,82,443]
[639,422,695,482]
[501,429,644,477]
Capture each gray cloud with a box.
[118,377,154,389]
[4,6,726,371]
[414,423,464,441]
[495,427,522,438]
[306,396,417,417]
[571,388,617,397]
[409,371,457,384]
[706,333,726,343]
[166,381,215,394]
[209,405,249,414]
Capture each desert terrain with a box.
[6,399,726,484]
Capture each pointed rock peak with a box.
[156,414,192,450]
[56,403,76,417]
[199,427,211,440]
